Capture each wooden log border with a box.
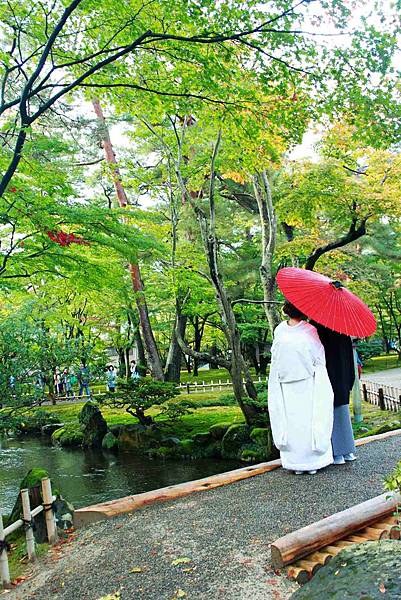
[74,428,401,528]
[74,459,282,527]
[271,492,401,569]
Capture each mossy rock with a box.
[149,445,178,458]
[160,436,181,448]
[192,431,212,445]
[79,402,108,448]
[9,468,51,540]
[241,448,262,462]
[250,427,277,461]
[202,440,222,459]
[118,424,163,451]
[51,424,84,447]
[209,422,232,440]
[221,424,251,459]
[179,438,196,456]
[291,541,401,599]
[102,432,118,450]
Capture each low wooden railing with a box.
[177,376,268,395]
[361,380,401,412]
[0,478,57,589]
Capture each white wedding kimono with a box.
[268,320,334,472]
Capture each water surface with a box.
[0,436,240,513]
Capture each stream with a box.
[0,436,240,513]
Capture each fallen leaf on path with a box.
[171,557,191,566]
[182,568,194,573]
[96,593,121,600]
[172,590,186,599]
[130,567,144,573]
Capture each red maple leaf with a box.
[46,230,89,246]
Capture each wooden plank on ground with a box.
[74,459,281,527]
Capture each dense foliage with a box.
[0,0,400,422]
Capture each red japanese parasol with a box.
[276,267,376,337]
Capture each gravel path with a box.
[10,436,401,600]
[363,367,401,386]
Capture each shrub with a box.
[99,379,180,426]
[385,460,401,495]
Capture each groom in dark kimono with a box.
[312,323,356,464]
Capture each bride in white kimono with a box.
[268,302,334,474]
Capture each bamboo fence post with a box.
[362,383,368,402]
[0,512,11,589]
[41,478,58,544]
[21,489,36,562]
[378,388,385,411]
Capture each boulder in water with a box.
[79,401,108,448]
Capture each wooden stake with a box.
[287,566,310,584]
[0,512,11,589]
[41,478,58,544]
[347,535,370,543]
[21,489,36,562]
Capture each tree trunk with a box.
[117,348,126,378]
[92,98,164,381]
[165,314,187,381]
[253,171,281,337]
[192,315,203,376]
[171,130,260,424]
[135,329,147,376]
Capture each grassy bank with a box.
[30,391,399,441]
[37,394,244,437]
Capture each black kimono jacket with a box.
[312,323,355,407]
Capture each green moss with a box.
[292,541,401,599]
[179,439,195,455]
[209,422,232,440]
[250,427,275,461]
[240,449,261,462]
[20,467,49,489]
[148,446,177,458]
[221,424,251,459]
[51,423,84,447]
[102,431,118,450]
[192,431,212,445]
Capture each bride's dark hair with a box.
[282,300,307,320]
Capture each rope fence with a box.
[0,478,57,589]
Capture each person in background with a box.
[313,324,357,465]
[78,363,91,398]
[34,373,45,404]
[130,359,140,380]
[63,368,75,399]
[54,368,64,395]
[9,374,16,392]
[106,365,117,392]
[268,301,334,475]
